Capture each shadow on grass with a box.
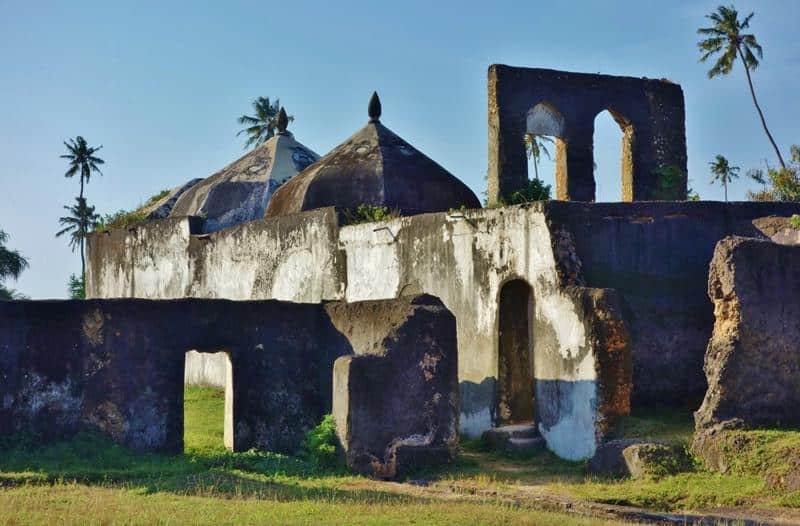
[0,432,426,505]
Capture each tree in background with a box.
[0,228,28,300]
[709,154,740,202]
[237,97,294,149]
[524,134,554,182]
[698,5,785,169]
[747,145,800,202]
[56,197,100,291]
[61,136,104,199]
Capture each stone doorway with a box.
[496,279,535,425]
[183,350,234,451]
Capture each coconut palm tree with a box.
[56,197,100,282]
[0,228,28,300]
[698,5,785,169]
[237,97,294,149]
[524,134,554,181]
[709,154,740,202]
[61,136,104,199]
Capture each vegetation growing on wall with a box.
[343,204,400,225]
[94,209,148,231]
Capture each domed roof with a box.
[163,109,319,232]
[265,93,480,219]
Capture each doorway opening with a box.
[526,102,567,200]
[593,108,634,202]
[183,350,233,452]
[496,279,535,425]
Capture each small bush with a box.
[301,414,343,471]
[507,178,551,204]
[94,209,147,231]
[790,214,800,230]
[343,204,400,225]
[68,273,85,299]
[144,189,171,206]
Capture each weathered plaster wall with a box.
[338,205,628,459]
[545,201,800,407]
[87,208,343,302]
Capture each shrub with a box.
[301,414,343,471]
[507,178,552,205]
[68,273,85,299]
[343,204,400,225]
[94,209,147,231]
[790,214,800,230]
[144,189,171,206]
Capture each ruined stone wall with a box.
[544,201,800,407]
[88,205,630,460]
[0,299,352,453]
[695,237,800,430]
[0,295,458,468]
[487,65,687,204]
[327,295,459,478]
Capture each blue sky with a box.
[1,0,798,298]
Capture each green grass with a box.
[0,387,622,525]
[184,385,227,454]
[613,407,695,446]
[3,391,799,523]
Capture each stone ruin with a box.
[2,65,799,477]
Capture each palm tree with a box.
[56,197,100,282]
[524,134,554,181]
[709,154,740,202]
[237,97,294,149]
[0,228,28,300]
[61,136,104,199]
[698,5,785,169]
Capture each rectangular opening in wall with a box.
[183,350,233,452]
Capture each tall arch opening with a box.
[593,108,634,202]
[525,103,567,200]
[183,350,233,452]
[496,279,535,425]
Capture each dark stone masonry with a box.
[0,295,458,477]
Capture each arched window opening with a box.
[184,350,234,452]
[496,279,535,425]
[593,109,634,202]
[525,103,567,200]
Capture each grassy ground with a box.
[2,388,800,524]
[0,387,621,525]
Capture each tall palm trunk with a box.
[724,179,728,203]
[738,46,786,169]
[533,155,539,180]
[80,236,85,284]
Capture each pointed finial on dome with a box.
[368,91,381,122]
[277,107,289,134]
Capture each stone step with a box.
[507,436,546,454]
[481,422,540,450]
